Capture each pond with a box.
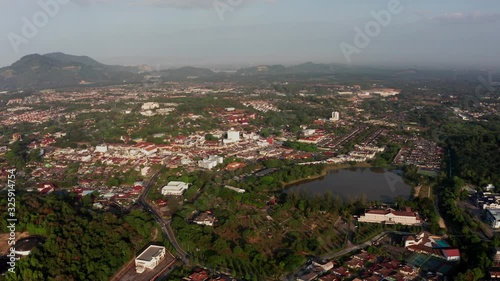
[285,168,412,203]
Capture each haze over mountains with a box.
[0,52,497,91]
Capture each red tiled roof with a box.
[443,249,460,257]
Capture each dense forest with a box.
[443,118,500,187]
[0,192,156,281]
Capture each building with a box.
[198,155,223,170]
[486,209,500,229]
[12,133,22,142]
[161,181,190,196]
[303,129,316,136]
[224,129,240,144]
[135,245,166,273]
[403,231,460,261]
[193,212,216,226]
[223,185,246,193]
[494,248,500,263]
[331,111,340,122]
[37,183,56,194]
[358,207,422,226]
[442,249,461,261]
[297,272,318,281]
[95,144,108,153]
[141,102,160,110]
[486,184,497,192]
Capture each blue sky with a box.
[1,0,500,68]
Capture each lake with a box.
[285,168,412,203]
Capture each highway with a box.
[137,166,190,265]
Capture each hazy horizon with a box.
[1,0,500,69]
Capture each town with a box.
[0,65,499,281]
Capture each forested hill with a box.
[444,116,500,186]
[0,193,157,281]
[0,53,141,91]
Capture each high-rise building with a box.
[331,111,340,121]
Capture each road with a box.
[138,166,190,265]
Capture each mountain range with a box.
[1,52,489,91]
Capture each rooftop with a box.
[136,245,165,262]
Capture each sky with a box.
[0,0,500,69]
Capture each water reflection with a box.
[285,168,411,203]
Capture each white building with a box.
[331,111,340,122]
[303,129,316,137]
[193,212,216,226]
[486,184,496,192]
[95,144,108,153]
[198,155,223,170]
[135,245,166,273]
[224,129,240,144]
[142,102,160,110]
[358,208,422,226]
[224,185,246,194]
[161,181,190,196]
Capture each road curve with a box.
[138,166,190,264]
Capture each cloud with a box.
[432,11,500,24]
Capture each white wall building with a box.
[198,155,223,170]
[303,129,316,137]
[358,208,422,226]
[161,181,190,196]
[331,111,340,122]
[224,185,246,194]
[135,245,166,273]
[95,144,108,153]
[141,102,160,110]
[224,129,241,144]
